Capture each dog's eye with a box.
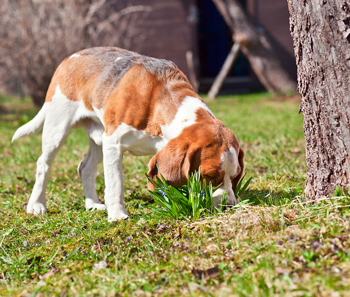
[203,171,219,183]
[204,172,217,179]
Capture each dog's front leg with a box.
[102,133,128,221]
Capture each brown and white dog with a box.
[12,47,244,221]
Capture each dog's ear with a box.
[183,145,201,178]
[147,138,197,189]
[232,147,245,192]
[147,153,159,191]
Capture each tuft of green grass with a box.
[147,169,254,220]
[147,168,227,220]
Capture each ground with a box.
[0,93,350,296]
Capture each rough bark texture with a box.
[212,0,297,95]
[288,0,350,199]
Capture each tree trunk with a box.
[288,0,350,199]
[212,0,297,95]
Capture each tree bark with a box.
[212,0,297,95]
[287,0,350,199]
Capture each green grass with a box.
[147,168,229,220]
[1,93,350,296]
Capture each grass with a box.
[147,168,228,220]
[1,92,350,296]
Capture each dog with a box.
[12,47,244,221]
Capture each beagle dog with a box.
[12,47,244,221]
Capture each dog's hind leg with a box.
[78,137,106,211]
[27,122,70,215]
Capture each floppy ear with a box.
[147,153,159,191]
[232,147,245,192]
[147,138,202,189]
[147,138,189,189]
[183,145,201,178]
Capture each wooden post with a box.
[212,0,297,95]
[186,50,199,92]
[208,42,240,100]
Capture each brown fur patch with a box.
[45,55,102,111]
[104,64,165,136]
[103,64,200,136]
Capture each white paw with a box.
[85,198,107,211]
[108,213,129,222]
[227,195,237,206]
[27,203,47,215]
[86,202,107,211]
[107,207,129,222]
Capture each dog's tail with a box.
[12,104,46,143]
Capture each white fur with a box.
[102,123,168,221]
[12,104,46,142]
[69,53,80,59]
[13,85,106,215]
[113,123,166,156]
[161,96,214,140]
[78,138,105,211]
[92,106,105,126]
[102,131,127,221]
[212,147,238,206]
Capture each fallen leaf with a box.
[93,261,107,270]
[39,268,57,280]
[276,240,283,246]
[290,147,301,153]
[173,227,181,238]
[157,224,167,232]
[188,282,207,293]
[191,266,220,280]
[205,244,220,253]
[283,210,296,221]
[16,176,29,183]
[134,289,151,297]
[275,267,291,275]
[51,229,62,237]
[311,240,324,251]
[258,167,268,173]
[25,256,42,266]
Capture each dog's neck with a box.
[152,96,214,151]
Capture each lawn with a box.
[1,93,350,296]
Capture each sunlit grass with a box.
[147,168,228,220]
[1,93,350,296]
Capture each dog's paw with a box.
[86,202,107,211]
[227,196,237,206]
[108,213,129,222]
[27,203,47,216]
[107,208,129,222]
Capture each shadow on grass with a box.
[240,188,304,207]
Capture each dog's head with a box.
[147,119,244,205]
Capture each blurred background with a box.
[0,0,297,106]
